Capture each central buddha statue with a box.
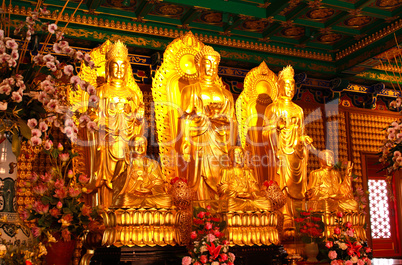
[218,146,271,212]
[306,150,359,212]
[180,45,236,200]
[86,40,145,208]
[111,136,172,209]
[262,65,313,231]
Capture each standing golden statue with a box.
[111,136,171,209]
[306,150,358,212]
[76,40,144,208]
[218,146,271,212]
[236,61,278,184]
[152,32,236,200]
[181,45,237,200]
[262,65,313,231]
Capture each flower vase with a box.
[45,239,76,265]
[304,242,319,262]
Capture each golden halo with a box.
[174,47,199,80]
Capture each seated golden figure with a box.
[306,150,358,212]
[218,147,271,212]
[111,136,172,209]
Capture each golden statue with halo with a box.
[152,32,237,200]
[75,40,145,208]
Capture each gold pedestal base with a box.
[324,212,367,241]
[227,211,280,246]
[102,209,178,247]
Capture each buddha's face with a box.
[132,137,147,157]
[108,59,128,81]
[319,151,334,168]
[279,78,295,99]
[199,55,219,79]
[233,148,244,166]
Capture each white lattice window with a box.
[369,179,391,239]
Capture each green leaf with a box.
[63,207,72,214]
[17,119,32,139]
[11,129,21,158]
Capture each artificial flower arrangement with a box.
[321,212,372,265]
[182,205,235,265]
[19,142,102,243]
[294,209,325,243]
[0,5,98,158]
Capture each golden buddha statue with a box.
[262,65,313,230]
[111,136,171,209]
[84,40,145,208]
[180,45,237,200]
[306,150,358,212]
[218,146,271,212]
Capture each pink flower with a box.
[328,250,337,260]
[54,188,68,199]
[229,252,235,261]
[57,201,63,209]
[48,23,57,34]
[198,211,206,218]
[345,261,353,265]
[31,128,42,137]
[57,143,64,151]
[31,226,41,237]
[30,136,42,146]
[81,205,92,216]
[182,256,192,265]
[358,259,365,265]
[330,261,338,265]
[33,183,47,195]
[200,255,207,264]
[336,212,343,218]
[346,229,354,237]
[44,140,53,150]
[38,121,48,132]
[0,102,7,110]
[366,247,371,253]
[334,227,341,235]
[53,43,62,53]
[54,178,65,189]
[87,85,96,95]
[345,222,352,228]
[11,91,22,102]
[220,253,228,261]
[78,174,89,184]
[89,94,99,104]
[190,231,197,240]
[68,187,81,197]
[20,209,29,220]
[325,241,333,248]
[206,233,216,242]
[63,65,74,76]
[59,153,70,162]
[205,222,212,230]
[206,205,211,210]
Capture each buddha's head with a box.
[229,146,244,167]
[195,45,220,81]
[106,40,129,84]
[129,135,147,158]
[318,150,334,168]
[277,65,295,99]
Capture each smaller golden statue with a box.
[306,150,358,212]
[111,136,172,209]
[218,147,271,212]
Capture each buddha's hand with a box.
[277,117,286,130]
[181,141,191,162]
[305,189,315,200]
[135,104,145,121]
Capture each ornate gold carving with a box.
[344,16,372,28]
[200,11,222,24]
[242,19,269,32]
[281,27,305,38]
[317,33,343,43]
[336,18,402,60]
[376,0,402,9]
[307,0,323,9]
[153,3,184,17]
[306,7,335,20]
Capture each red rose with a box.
[191,231,197,240]
[336,212,343,218]
[220,253,228,262]
[200,255,208,264]
[345,222,352,228]
[334,227,341,235]
[197,212,206,218]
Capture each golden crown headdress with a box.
[278,65,294,81]
[195,45,221,64]
[106,40,128,61]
